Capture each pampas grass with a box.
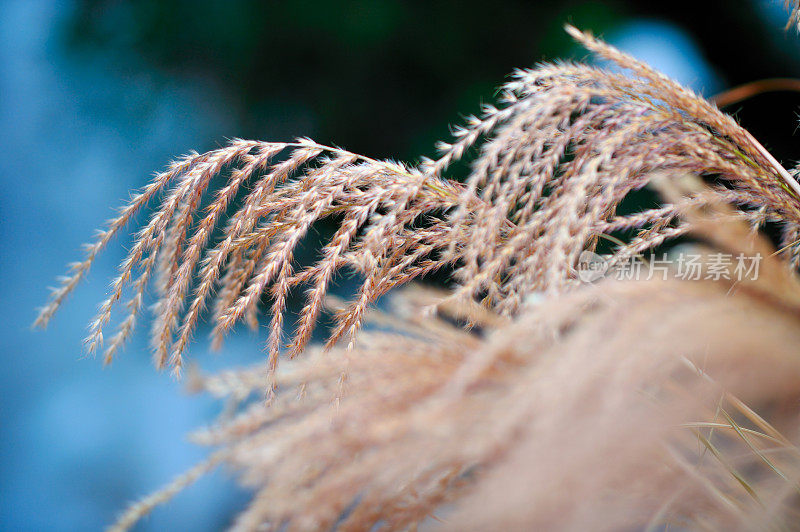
[111,193,800,531]
[38,16,800,532]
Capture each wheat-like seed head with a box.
[36,26,800,380]
[37,139,464,381]
[38,20,800,532]
[111,187,800,530]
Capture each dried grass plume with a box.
[37,21,800,532]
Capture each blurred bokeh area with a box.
[2,0,800,529]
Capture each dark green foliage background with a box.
[63,0,800,163]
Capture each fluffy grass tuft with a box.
[39,19,800,532]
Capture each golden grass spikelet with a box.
[37,26,800,378]
[435,25,800,312]
[38,139,464,378]
[110,184,800,530]
[36,19,800,531]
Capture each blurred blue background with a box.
[1,0,799,529]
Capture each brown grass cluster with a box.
[38,19,800,532]
[35,26,800,381]
[111,188,800,531]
